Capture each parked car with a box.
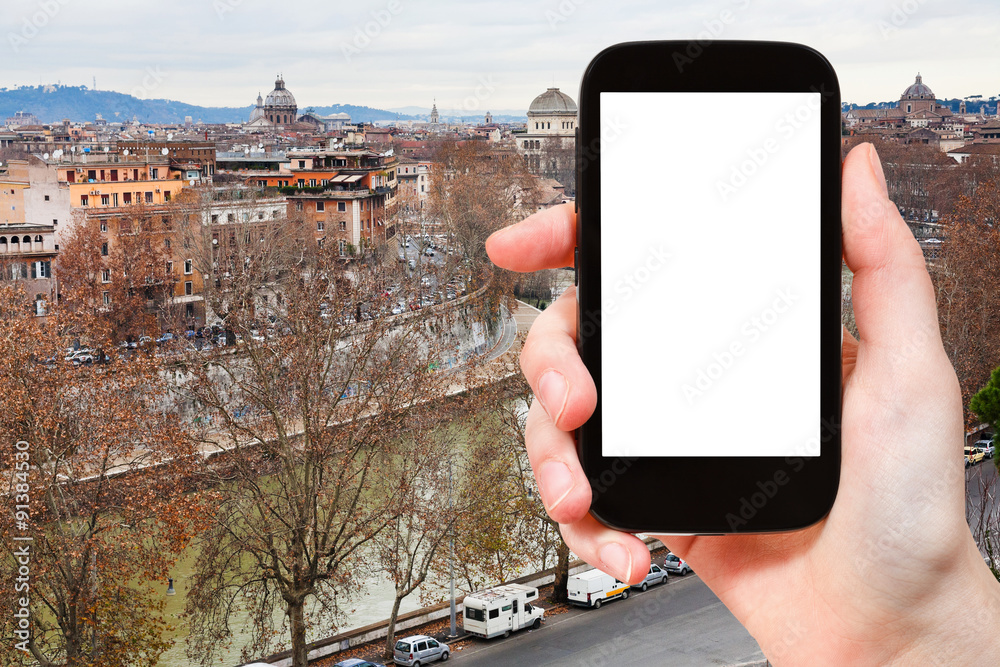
[974,439,995,458]
[965,446,985,465]
[335,659,385,667]
[632,563,668,591]
[663,552,692,576]
[567,569,629,608]
[155,332,175,345]
[64,348,95,363]
[393,634,449,665]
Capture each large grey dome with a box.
[902,74,934,100]
[528,88,578,116]
[265,77,297,107]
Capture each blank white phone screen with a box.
[600,92,821,458]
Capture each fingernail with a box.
[600,542,632,582]
[538,461,574,512]
[537,370,568,425]
[868,144,889,198]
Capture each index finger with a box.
[486,202,576,272]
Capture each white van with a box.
[462,584,545,638]
[567,569,630,609]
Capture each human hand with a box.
[485,143,1000,664]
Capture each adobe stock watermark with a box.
[453,75,497,113]
[877,0,929,38]
[545,0,586,30]
[576,240,669,349]
[131,66,167,99]
[577,586,669,666]
[10,439,33,654]
[213,0,243,20]
[682,288,797,404]
[671,0,752,73]
[852,476,950,575]
[725,418,841,531]
[575,115,628,174]
[341,0,403,63]
[589,455,639,504]
[8,0,72,54]
[715,84,835,202]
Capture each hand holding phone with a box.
[486,42,995,665]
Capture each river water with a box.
[156,544,428,667]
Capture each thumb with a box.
[842,142,940,352]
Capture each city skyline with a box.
[2,0,999,112]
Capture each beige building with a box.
[515,87,577,193]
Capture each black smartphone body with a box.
[575,41,842,534]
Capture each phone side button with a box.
[574,247,579,286]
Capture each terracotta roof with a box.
[948,143,1000,155]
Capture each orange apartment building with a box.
[244,148,398,255]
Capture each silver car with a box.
[663,552,692,576]
[632,563,668,591]
[393,634,449,666]
[974,439,995,459]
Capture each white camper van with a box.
[567,569,630,609]
[462,584,545,639]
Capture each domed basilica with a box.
[516,87,578,194]
[247,75,299,127]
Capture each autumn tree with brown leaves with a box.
[935,177,1000,430]
[56,205,177,342]
[179,234,484,667]
[431,140,536,273]
[0,282,206,667]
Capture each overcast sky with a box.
[3,0,999,113]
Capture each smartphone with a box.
[575,41,842,534]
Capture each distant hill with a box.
[0,84,413,125]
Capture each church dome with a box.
[528,88,577,116]
[265,76,297,108]
[902,74,934,100]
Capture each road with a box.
[454,574,763,666]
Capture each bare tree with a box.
[0,283,205,667]
[181,241,457,667]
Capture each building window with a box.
[298,160,306,169]
[164,191,171,202]
[151,168,159,179]
[185,281,193,295]
[228,213,235,222]
[338,239,346,256]
[100,221,108,233]
[211,214,219,223]
[166,261,173,274]
[101,243,109,256]
[185,303,194,318]
[295,202,304,212]
[165,239,171,249]
[339,220,346,231]
[309,179,317,187]
[123,192,132,204]
[81,195,89,206]
[184,259,193,274]
[101,269,111,283]
[316,201,325,212]
[101,195,110,206]
[33,261,50,279]
[337,202,346,212]
[317,221,325,231]
[102,291,111,306]
[44,195,50,201]
[145,192,154,203]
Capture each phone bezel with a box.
[576,40,842,534]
